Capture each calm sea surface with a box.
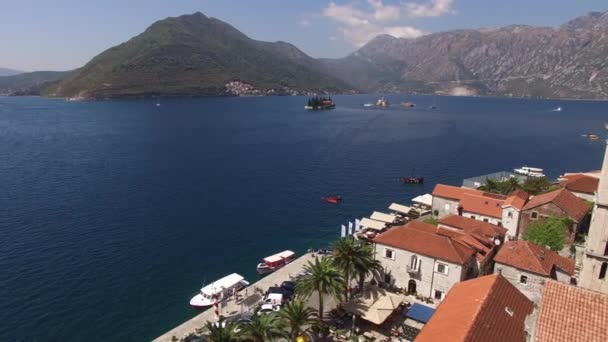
[0,94,605,341]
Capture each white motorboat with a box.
[256,250,295,274]
[190,273,249,309]
[514,166,545,178]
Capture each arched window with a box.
[599,262,608,280]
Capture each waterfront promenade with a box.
[153,253,316,341]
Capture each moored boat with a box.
[401,177,424,184]
[256,250,296,274]
[401,101,415,108]
[190,273,250,309]
[326,195,342,204]
[514,166,545,178]
[375,97,389,107]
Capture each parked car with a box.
[258,304,280,315]
[281,280,297,292]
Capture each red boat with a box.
[401,177,424,184]
[326,195,342,204]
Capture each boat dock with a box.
[153,253,316,342]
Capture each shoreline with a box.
[153,253,316,342]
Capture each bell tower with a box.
[579,137,608,293]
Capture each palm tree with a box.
[239,313,284,342]
[278,299,318,341]
[296,256,345,320]
[332,237,362,300]
[203,317,242,342]
[353,242,383,292]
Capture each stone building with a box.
[416,274,534,342]
[493,240,575,303]
[518,188,591,243]
[580,140,608,293]
[373,221,478,302]
[558,173,599,202]
[431,184,528,239]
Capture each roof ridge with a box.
[524,241,552,274]
[463,275,499,341]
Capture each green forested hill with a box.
[47,12,351,98]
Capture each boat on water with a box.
[256,250,296,274]
[553,106,562,112]
[401,102,415,108]
[590,134,599,140]
[429,105,437,109]
[514,166,545,178]
[401,176,424,184]
[326,195,342,204]
[190,273,250,309]
[363,103,374,107]
[375,97,389,107]
[305,97,336,110]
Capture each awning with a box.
[359,218,386,231]
[389,203,412,215]
[412,194,433,207]
[344,287,404,325]
[404,303,435,323]
[370,211,398,223]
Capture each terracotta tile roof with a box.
[536,280,608,342]
[432,184,482,200]
[433,184,509,218]
[373,222,475,265]
[439,215,507,239]
[522,188,591,222]
[503,189,529,209]
[494,240,575,276]
[460,193,505,218]
[415,274,533,342]
[559,174,599,195]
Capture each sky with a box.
[1,0,606,71]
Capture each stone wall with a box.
[375,242,466,301]
[432,196,459,218]
[494,263,545,303]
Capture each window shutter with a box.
[444,265,449,275]
[416,258,421,271]
[434,262,439,273]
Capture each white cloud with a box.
[404,0,455,18]
[321,1,436,47]
[367,0,401,22]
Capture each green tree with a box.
[239,313,285,342]
[203,317,242,342]
[296,256,345,320]
[523,216,572,251]
[521,177,555,195]
[353,242,383,292]
[278,299,318,341]
[332,237,362,301]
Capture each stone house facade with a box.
[493,240,575,303]
[373,221,478,302]
[518,188,591,243]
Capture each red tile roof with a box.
[439,215,507,239]
[535,280,608,342]
[432,184,482,200]
[494,240,575,276]
[415,274,533,342]
[503,189,529,210]
[432,184,509,218]
[522,188,591,222]
[373,222,475,265]
[559,174,599,195]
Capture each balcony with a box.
[406,265,420,274]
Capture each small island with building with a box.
[304,96,336,110]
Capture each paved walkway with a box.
[153,253,317,342]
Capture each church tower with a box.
[579,139,608,292]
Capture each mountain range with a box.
[0,67,24,77]
[1,10,607,99]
